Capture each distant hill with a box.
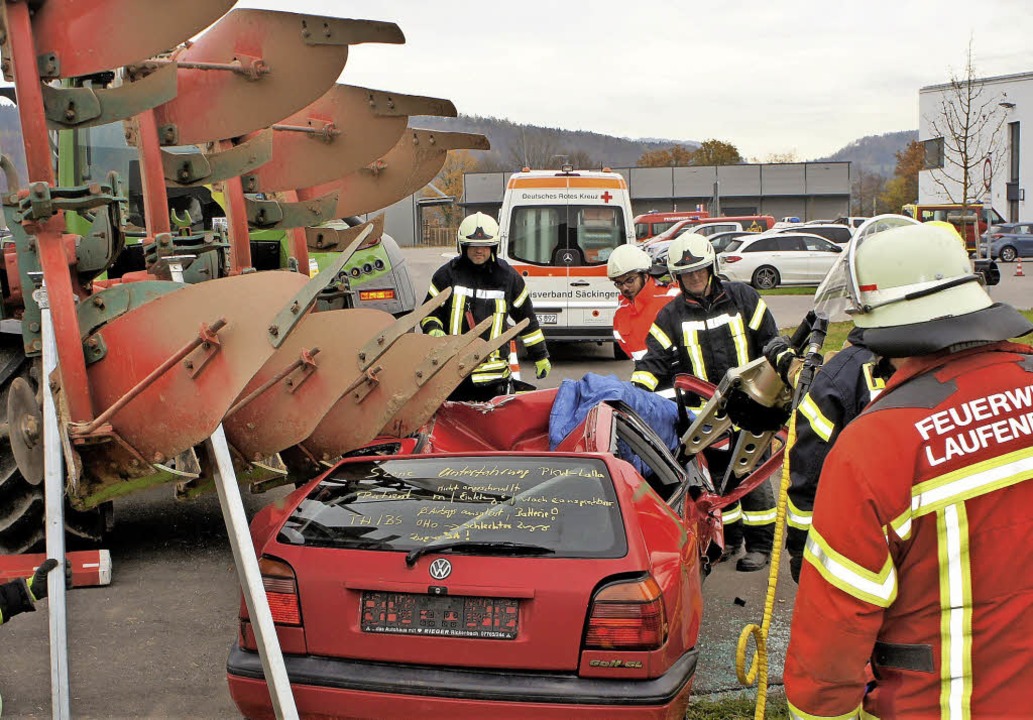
[412,114,698,171]
[818,130,918,177]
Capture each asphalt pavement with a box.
[0,248,1027,717]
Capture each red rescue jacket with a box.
[784,341,1033,719]
[612,276,677,360]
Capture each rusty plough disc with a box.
[300,130,491,219]
[26,0,235,79]
[78,271,310,464]
[221,308,396,462]
[301,317,528,460]
[150,9,404,146]
[240,84,457,194]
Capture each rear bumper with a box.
[227,642,697,715]
[540,326,616,342]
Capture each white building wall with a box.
[919,71,1033,221]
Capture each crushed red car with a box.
[227,387,763,719]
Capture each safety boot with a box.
[736,551,770,572]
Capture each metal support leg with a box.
[206,424,298,720]
[39,284,71,720]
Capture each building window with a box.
[1009,122,1020,222]
[923,137,945,170]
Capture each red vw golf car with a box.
[227,388,754,719]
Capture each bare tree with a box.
[924,41,1008,254]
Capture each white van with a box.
[497,167,634,346]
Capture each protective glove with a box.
[763,335,797,386]
[789,554,804,584]
[426,328,446,338]
[534,358,551,380]
[26,558,60,602]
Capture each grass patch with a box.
[758,287,815,296]
[686,694,789,719]
[780,309,1033,355]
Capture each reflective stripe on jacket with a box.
[631,278,778,401]
[785,341,1033,719]
[785,328,884,554]
[421,255,548,384]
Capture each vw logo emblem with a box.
[429,558,452,580]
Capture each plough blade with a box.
[244,190,340,231]
[382,319,532,438]
[26,0,235,79]
[305,214,385,252]
[240,84,457,193]
[300,130,491,219]
[42,63,178,130]
[151,10,404,146]
[222,308,396,462]
[76,272,310,471]
[302,317,508,460]
[162,129,273,187]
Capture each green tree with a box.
[879,140,924,212]
[690,139,742,166]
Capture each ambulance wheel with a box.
[613,342,630,360]
[0,348,107,554]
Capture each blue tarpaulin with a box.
[548,374,686,475]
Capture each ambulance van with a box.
[498,167,635,350]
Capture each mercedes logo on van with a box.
[429,558,452,580]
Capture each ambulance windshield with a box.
[508,205,626,267]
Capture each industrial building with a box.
[919,70,1031,222]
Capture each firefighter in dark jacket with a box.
[421,212,550,401]
[765,327,885,582]
[0,558,59,625]
[631,233,778,571]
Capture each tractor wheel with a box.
[0,349,107,554]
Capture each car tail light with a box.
[584,576,667,650]
[992,233,1004,239]
[723,255,743,264]
[260,556,301,626]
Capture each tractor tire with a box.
[0,346,107,554]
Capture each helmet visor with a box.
[813,214,921,320]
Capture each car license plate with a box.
[361,592,519,639]
[536,313,559,325]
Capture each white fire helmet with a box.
[666,233,715,276]
[607,244,652,280]
[456,212,500,254]
[821,218,1032,357]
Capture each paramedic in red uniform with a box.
[607,244,678,360]
[784,223,1033,718]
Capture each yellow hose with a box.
[735,413,798,719]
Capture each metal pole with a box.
[37,284,72,720]
[206,425,298,720]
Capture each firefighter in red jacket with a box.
[607,244,678,360]
[784,223,1033,718]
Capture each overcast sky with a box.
[94,1,1033,161]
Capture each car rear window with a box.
[278,456,627,557]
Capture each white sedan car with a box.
[716,232,844,289]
